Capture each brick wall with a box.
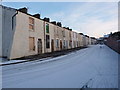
[105,36,120,54]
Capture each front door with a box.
[38,39,42,54]
[51,39,54,52]
[60,40,62,50]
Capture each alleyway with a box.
[2,45,118,88]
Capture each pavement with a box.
[0,46,87,66]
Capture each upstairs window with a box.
[46,23,49,33]
[69,32,71,38]
[29,17,34,31]
[62,30,65,37]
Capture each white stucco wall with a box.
[0,5,2,90]
[89,38,92,45]
[58,26,63,50]
[54,26,61,51]
[79,34,84,47]
[9,12,45,59]
[0,5,2,57]
[83,36,86,46]
[65,29,70,49]
[1,6,16,58]
[1,5,94,59]
[45,22,55,53]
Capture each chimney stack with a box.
[18,7,28,13]
[51,21,56,25]
[66,27,69,30]
[57,22,62,27]
[43,17,50,22]
[33,14,40,19]
[69,29,72,31]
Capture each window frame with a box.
[46,23,49,33]
[56,39,59,48]
[29,17,35,31]
[46,35,50,48]
[29,37,35,51]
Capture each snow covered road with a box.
[2,45,118,88]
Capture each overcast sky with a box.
[2,2,118,38]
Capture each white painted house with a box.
[0,5,97,60]
[1,6,45,59]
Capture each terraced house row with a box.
[0,5,97,59]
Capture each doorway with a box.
[37,39,42,54]
[51,39,54,52]
[60,40,62,50]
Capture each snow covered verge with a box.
[0,59,27,65]
[0,51,74,66]
[0,47,86,66]
[2,45,119,88]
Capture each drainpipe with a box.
[12,10,18,30]
[8,10,18,60]
[43,21,46,53]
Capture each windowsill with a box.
[46,33,50,34]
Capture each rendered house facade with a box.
[0,5,97,59]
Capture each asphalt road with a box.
[2,45,118,88]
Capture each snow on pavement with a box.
[2,45,118,88]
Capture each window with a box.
[56,27,59,36]
[46,23,49,33]
[29,37,35,51]
[46,35,50,48]
[74,41,76,47]
[29,17,34,31]
[63,40,66,48]
[29,24,34,30]
[69,40,72,47]
[69,32,71,38]
[57,29,59,35]
[66,41,68,48]
[62,30,65,37]
[56,39,59,48]
[77,41,78,46]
